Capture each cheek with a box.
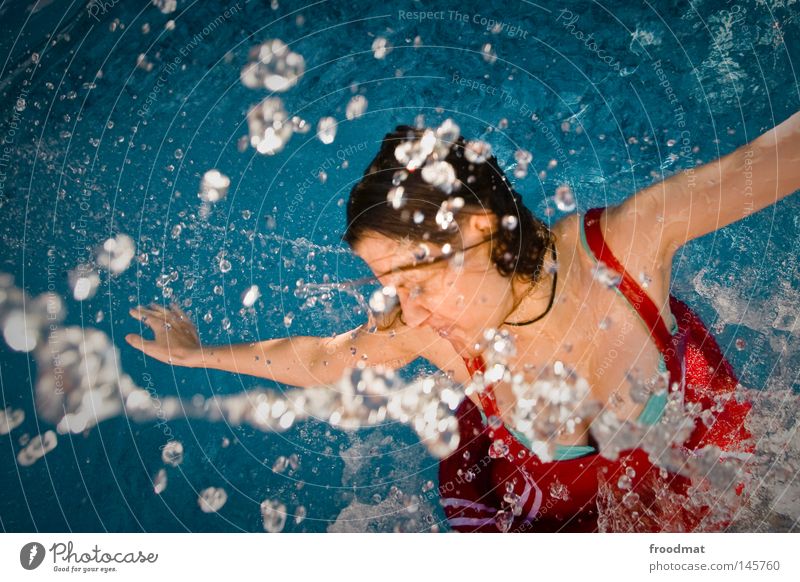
[440,272,490,313]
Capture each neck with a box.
[503,249,558,327]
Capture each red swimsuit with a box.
[437,207,755,532]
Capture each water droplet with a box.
[260,499,288,532]
[592,262,622,288]
[153,468,168,494]
[346,95,368,120]
[248,97,293,155]
[549,478,571,501]
[369,286,398,313]
[317,116,337,145]
[386,186,405,209]
[198,487,227,513]
[622,490,640,508]
[241,39,305,92]
[421,161,457,194]
[501,215,518,230]
[153,0,177,14]
[488,439,509,459]
[161,440,184,467]
[0,408,25,434]
[481,43,497,64]
[17,431,57,466]
[199,170,230,203]
[464,140,492,163]
[372,37,391,59]
[554,184,576,212]
[242,285,261,307]
[96,234,136,274]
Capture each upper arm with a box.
[609,110,800,262]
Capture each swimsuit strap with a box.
[582,207,683,386]
[463,356,504,418]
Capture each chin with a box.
[452,337,478,357]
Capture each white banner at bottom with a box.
[1,533,796,581]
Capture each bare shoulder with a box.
[550,211,594,288]
[599,203,674,309]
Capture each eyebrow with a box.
[344,236,492,289]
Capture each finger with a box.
[146,303,175,318]
[167,304,198,337]
[129,306,164,323]
[126,334,169,360]
[135,306,174,331]
[125,333,150,351]
[129,306,149,321]
[168,303,189,321]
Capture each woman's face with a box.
[352,216,518,356]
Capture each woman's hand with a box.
[126,303,201,367]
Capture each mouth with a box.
[434,324,455,339]
[436,326,468,352]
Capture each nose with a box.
[396,287,433,329]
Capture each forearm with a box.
[185,335,343,387]
[651,111,800,247]
[742,110,800,212]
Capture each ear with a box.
[466,211,497,237]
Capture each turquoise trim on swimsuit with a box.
[477,391,663,462]
[477,408,595,459]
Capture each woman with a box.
[127,112,800,532]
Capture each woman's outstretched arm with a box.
[607,110,800,260]
[125,303,466,388]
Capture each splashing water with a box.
[473,326,766,531]
[153,469,168,495]
[260,499,288,532]
[0,274,62,353]
[69,265,100,302]
[510,362,603,463]
[199,170,230,203]
[17,431,58,467]
[0,408,25,434]
[240,39,305,92]
[554,183,576,212]
[96,234,136,275]
[345,95,368,120]
[161,441,184,467]
[152,0,177,15]
[247,97,293,155]
[371,37,391,59]
[1,274,462,463]
[198,487,228,513]
[3,273,798,530]
[514,149,532,179]
[316,116,337,145]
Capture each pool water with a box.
[1,0,799,532]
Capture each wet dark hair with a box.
[342,124,554,284]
